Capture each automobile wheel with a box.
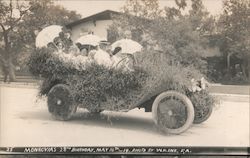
[47,84,77,120]
[193,105,213,124]
[152,91,194,134]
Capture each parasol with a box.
[111,39,143,54]
[75,34,106,46]
[35,25,63,48]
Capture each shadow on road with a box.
[16,108,165,136]
[71,111,162,136]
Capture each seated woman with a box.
[68,44,80,55]
[53,37,66,52]
[89,47,112,68]
[80,48,88,56]
[99,41,111,55]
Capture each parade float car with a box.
[29,25,214,135]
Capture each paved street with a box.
[0,85,249,147]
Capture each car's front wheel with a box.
[152,91,194,134]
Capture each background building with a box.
[66,10,120,42]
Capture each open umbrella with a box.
[35,25,63,48]
[75,34,106,46]
[111,39,143,54]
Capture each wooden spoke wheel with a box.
[152,91,194,134]
[47,84,77,121]
[193,105,213,124]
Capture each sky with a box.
[56,0,224,19]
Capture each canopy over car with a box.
[35,25,63,48]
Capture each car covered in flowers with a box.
[28,25,215,135]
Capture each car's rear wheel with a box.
[47,84,77,120]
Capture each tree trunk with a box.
[2,29,16,82]
[227,53,231,71]
[226,52,235,79]
[8,57,16,82]
[241,57,250,82]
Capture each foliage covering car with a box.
[28,47,215,135]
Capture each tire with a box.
[152,91,194,134]
[193,105,213,124]
[47,84,77,121]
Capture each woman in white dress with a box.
[84,41,112,68]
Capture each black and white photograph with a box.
[0,0,249,156]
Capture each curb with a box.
[211,93,249,102]
[0,82,40,89]
[209,84,249,95]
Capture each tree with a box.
[122,0,161,19]
[217,0,250,81]
[0,0,30,81]
[0,0,81,81]
[165,0,187,19]
[109,0,217,75]
[108,0,161,43]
